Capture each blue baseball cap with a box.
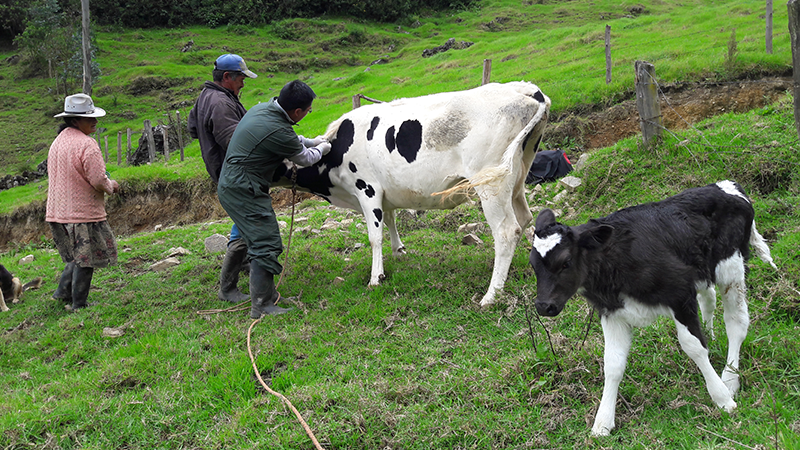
[214,54,257,79]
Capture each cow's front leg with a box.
[593,315,633,436]
[360,194,386,286]
[383,209,406,256]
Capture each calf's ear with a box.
[578,223,614,250]
[535,209,556,231]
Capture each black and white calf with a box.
[529,180,777,436]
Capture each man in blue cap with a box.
[188,53,257,303]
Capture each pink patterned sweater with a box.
[46,127,115,223]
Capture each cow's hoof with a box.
[590,424,613,437]
[720,400,737,413]
[722,371,740,396]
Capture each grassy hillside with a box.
[0,0,798,448]
[1,96,798,449]
[0,0,791,180]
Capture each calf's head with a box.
[529,209,613,316]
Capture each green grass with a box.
[0,0,799,448]
[1,98,799,448]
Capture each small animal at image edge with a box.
[529,180,777,436]
[0,264,43,312]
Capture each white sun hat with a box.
[54,93,106,118]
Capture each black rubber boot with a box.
[67,266,94,312]
[218,239,250,302]
[249,261,291,319]
[53,262,75,302]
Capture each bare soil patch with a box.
[0,77,791,250]
[548,77,792,151]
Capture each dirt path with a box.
[0,77,792,250]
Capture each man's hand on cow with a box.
[317,142,332,155]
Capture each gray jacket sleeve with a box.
[287,136,323,167]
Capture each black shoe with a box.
[218,239,250,302]
[68,266,94,312]
[53,262,75,302]
[249,261,292,319]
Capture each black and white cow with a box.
[529,180,777,436]
[274,82,551,306]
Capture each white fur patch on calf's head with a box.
[716,180,749,203]
[533,232,562,257]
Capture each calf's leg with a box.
[716,252,749,395]
[696,282,717,340]
[672,315,737,413]
[593,315,634,436]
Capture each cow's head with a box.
[529,209,613,316]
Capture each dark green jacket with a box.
[218,99,304,201]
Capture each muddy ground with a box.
[0,77,791,251]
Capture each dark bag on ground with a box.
[525,150,573,185]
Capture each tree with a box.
[13,0,100,94]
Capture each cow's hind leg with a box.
[672,309,737,413]
[475,183,522,307]
[696,281,717,340]
[716,252,749,395]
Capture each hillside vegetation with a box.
[0,0,798,448]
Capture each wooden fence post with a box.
[143,119,156,163]
[788,0,800,141]
[162,126,170,162]
[117,131,122,166]
[352,94,361,109]
[767,0,774,54]
[482,59,492,85]
[175,110,185,161]
[103,135,108,162]
[605,25,612,84]
[634,60,662,149]
[126,128,132,164]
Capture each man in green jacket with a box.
[218,80,331,318]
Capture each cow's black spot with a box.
[374,222,380,228]
[271,163,289,182]
[367,116,380,141]
[349,162,357,173]
[294,119,355,196]
[396,120,422,164]
[356,179,367,190]
[364,184,375,198]
[373,208,383,223]
[533,90,546,103]
[385,126,396,153]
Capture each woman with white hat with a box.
[47,93,120,312]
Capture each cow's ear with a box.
[578,223,614,250]
[535,209,556,231]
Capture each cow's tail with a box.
[750,221,778,269]
[433,100,548,199]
